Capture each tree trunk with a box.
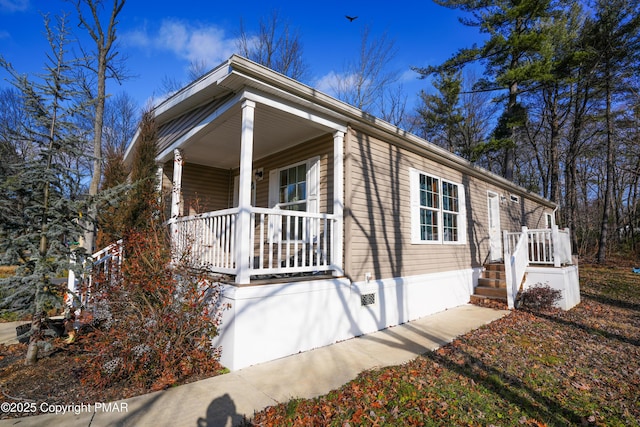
[504,80,518,181]
[597,71,614,263]
[548,85,561,204]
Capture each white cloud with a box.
[314,71,341,95]
[0,0,29,13]
[399,68,420,83]
[123,19,237,68]
[314,70,365,99]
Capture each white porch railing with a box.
[66,239,124,310]
[170,207,335,278]
[503,226,573,309]
[503,228,530,309]
[171,208,239,274]
[505,226,573,267]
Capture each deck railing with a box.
[171,208,239,274]
[170,207,335,278]
[67,239,124,310]
[503,226,573,309]
[505,226,572,267]
[503,228,530,309]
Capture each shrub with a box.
[83,225,229,391]
[519,283,562,311]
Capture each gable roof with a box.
[124,54,554,209]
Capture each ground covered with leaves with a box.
[0,331,226,419]
[248,264,640,426]
[1,264,639,425]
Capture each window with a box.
[268,157,320,242]
[411,168,466,244]
[545,212,554,229]
[278,163,307,212]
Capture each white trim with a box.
[410,168,466,245]
[487,191,502,261]
[235,99,255,284]
[332,131,344,276]
[171,149,183,220]
[267,156,321,243]
[242,88,347,134]
[155,91,243,164]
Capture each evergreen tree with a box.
[122,111,159,231]
[417,70,464,154]
[0,13,88,364]
[416,0,560,180]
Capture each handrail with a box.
[503,226,529,309]
[170,207,335,278]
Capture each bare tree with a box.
[102,91,138,156]
[329,26,398,114]
[236,10,308,80]
[73,0,126,254]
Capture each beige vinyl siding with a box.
[159,161,232,218]
[181,164,233,215]
[345,128,554,282]
[167,134,334,218]
[234,134,334,213]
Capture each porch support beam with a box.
[155,164,164,206]
[171,149,183,219]
[235,99,256,284]
[333,131,344,277]
[170,149,183,238]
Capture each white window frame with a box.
[410,168,466,245]
[268,156,320,243]
[545,212,555,229]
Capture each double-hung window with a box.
[410,168,466,244]
[268,157,320,242]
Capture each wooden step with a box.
[474,285,507,298]
[484,262,505,272]
[469,294,508,307]
[481,269,505,280]
[478,277,506,288]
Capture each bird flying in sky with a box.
[345,15,358,22]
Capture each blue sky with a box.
[0,0,484,113]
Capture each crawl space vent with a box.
[361,293,376,306]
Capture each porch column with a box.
[156,164,164,206]
[235,100,255,284]
[333,131,344,276]
[170,149,183,239]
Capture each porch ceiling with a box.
[177,102,329,169]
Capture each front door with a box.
[487,192,502,261]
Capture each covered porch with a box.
[150,69,348,284]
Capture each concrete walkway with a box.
[0,321,29,346]
[0,304,509,427]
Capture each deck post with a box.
[235,99,255,284]
[170,149,183,239]
[333,131,344,277]
[552,225,561,267]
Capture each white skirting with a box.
[524,265,580,310]
[213,268,480,371]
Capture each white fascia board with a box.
[155,91,244,163]
[123,127,141,166]
[153,61,233,120]
[242,89,347,134]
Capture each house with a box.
[120,55,579,371]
